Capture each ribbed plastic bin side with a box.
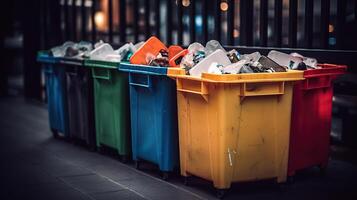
[288,64,347,177]
[119,63,178,174]
[85,60,131,157]
[61,57,96,149]
[168,68,303,191]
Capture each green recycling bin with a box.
[84,60,131,159]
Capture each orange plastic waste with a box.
[169,49,188,67]
[168,45,183,60]
[130,36,167,65]
[168,68,303,190]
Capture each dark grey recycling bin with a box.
[59,57,96,150]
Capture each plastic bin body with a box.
[120,63,178,172]
[168,68,303,189]
[288,64,347,176]
[61,58,96,148]
[37,54,69,136]
[85,60,130,156]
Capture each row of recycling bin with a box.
[37,52,346,196]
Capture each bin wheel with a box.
[98,146,105,154]
[121,155,129,163]
[51,128,59,138]
[134,160,140,169]
[162,172,169,181]
[183,176,189,186]
[215,189,227,199]
[287,176,295,184]
[88,145,96,152]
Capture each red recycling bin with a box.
[288,64,347,177]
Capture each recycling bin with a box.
[84,60,131,159]
[288,64,347,177]
[37,52,69,138]
[168,68,303,196]
[119,63,178,179]
[60,57,96,149]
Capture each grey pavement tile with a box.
[91,190,146,200]
[60,174,125,194]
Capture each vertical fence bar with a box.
[177,0,183,45]
[240,0,253,46]
[260,0,268,46]
[320,0,330,49]
[91,0,97,42]
[43,0,48,48]
[304,0,313,48]
[166,0,172,45]
[214,0,221,41]
[336,0,346,49]
[202,0,208,44]
[227,0,235,45]
[81,0,87,40]
[64,0,70,40]
[155,0,160,38]
[289,0,297,47]
[144,0,150,39]
[189,0,195,43]
[274,0,282,47]
[108,0,113,43]
[119,0,127,44]
[72,0,77,41]
[133,0,138,42]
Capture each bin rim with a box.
[84,59,119,69]
[37,52,59,64]
[59,57,85,66]
[167,68,304,83]
[303,63,347,78]
[119,63,168,76]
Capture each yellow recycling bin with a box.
[168,68,303,196]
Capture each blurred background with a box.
[0,0,357,150]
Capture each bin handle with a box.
[240,82,285,101]
[91,68,111,80]
[302,76,331,90]
[176,79,209,101]
[129,73,152,89]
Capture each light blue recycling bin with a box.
[119,63,178,179]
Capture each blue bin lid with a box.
[36,52,59,64]
[119,63,168,76]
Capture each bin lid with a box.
[167,68,304,83]
[59,57,85,66]
[36,51,59,64]
[119,63,168,76]
[84,59,119,69]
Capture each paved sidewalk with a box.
[0,97,357,200]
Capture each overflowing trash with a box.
[85,40,142,62]
[50,37,321,77]
[50,41,93,58]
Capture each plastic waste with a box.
[51,41,76,57]
[205,40,226,56]
[240,52,261,62]
[223,60,248,74]
[207,62,223,74]
[130,36,167,65]
[227,49,240,63]
[189,49,231,77]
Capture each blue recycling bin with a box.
[119,63,178,178]
[37,52,69,138]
